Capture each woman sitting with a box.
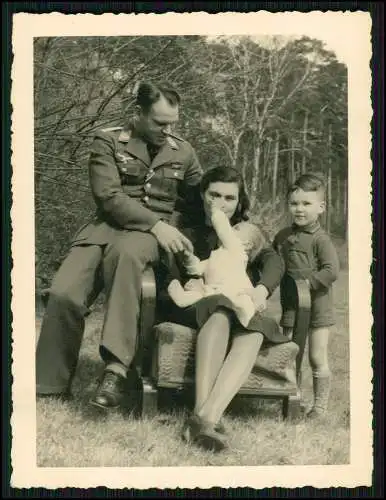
[165,166,288,452]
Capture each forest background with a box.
[34,35,348,286]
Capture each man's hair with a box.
[200,166,250,224]
[288,172,326,199]
[136,81,181,113]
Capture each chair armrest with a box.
[286,277,311,382]
[135,265,157,377]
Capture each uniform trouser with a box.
[36,231,159,395]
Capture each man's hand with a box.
[240,284,269,314]
[150,220,194,254]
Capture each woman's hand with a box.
[240,284,269,314]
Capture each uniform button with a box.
[121,167,127,172]
[174,172,178,177]
[146,183,151,189]
[149,169,154,174]
[143,196,149,202]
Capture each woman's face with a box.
[202,181,240,222]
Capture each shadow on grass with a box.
[67,353,288,426]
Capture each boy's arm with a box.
[308,234,340,290]
[167,279,204,308]
[211,209,244,253]
[251,246,285,297]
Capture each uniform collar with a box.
[292,220,321,234]
[118,124,180,168]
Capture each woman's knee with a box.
[211,307,233,325]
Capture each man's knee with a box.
[47,283,87,313]
[105,232,159,267]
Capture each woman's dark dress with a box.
[161,222,290,345]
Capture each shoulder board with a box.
[100,126,123,133]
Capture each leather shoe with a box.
[182,414,228,452]
[89,370,128,410]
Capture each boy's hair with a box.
[288,173,326,199]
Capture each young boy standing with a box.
[273,173,340,419]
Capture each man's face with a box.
[288,188,325,226]
[136,95,179,147]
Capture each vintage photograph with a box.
[11,11,373,489]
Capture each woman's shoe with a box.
[182,414,228,451]
[215,420,226,435]
[181,414,202,442]
[195,420,228,452]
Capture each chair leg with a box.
[139,377,158,418]
[283,392,302,421]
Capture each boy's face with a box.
[288,188,325,227]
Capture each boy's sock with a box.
[308,369,331,417]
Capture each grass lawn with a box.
[36,270,349,467]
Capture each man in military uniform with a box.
[36,81,203,409]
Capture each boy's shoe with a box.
[306,407,327,421]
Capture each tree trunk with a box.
[343,177,348,241]
[272,131,279,204]
[296,161,301,178]
[336,175,341,217]
[242,150,249,197]
[232,136,240,169]
[291,138,295,183]
[326,124,332,234]
[250,140,261,209]
[302,110,308,174]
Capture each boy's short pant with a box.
[280,280,335,329]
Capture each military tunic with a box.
[36,125,203,396]
[72,126,203,245]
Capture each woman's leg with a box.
[194,308,232,414]
[197,330,264,425]
[308,327,331,417]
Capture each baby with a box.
[167,208,264,327]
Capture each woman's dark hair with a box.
[136,81,181,113]
[200,166,250,225]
